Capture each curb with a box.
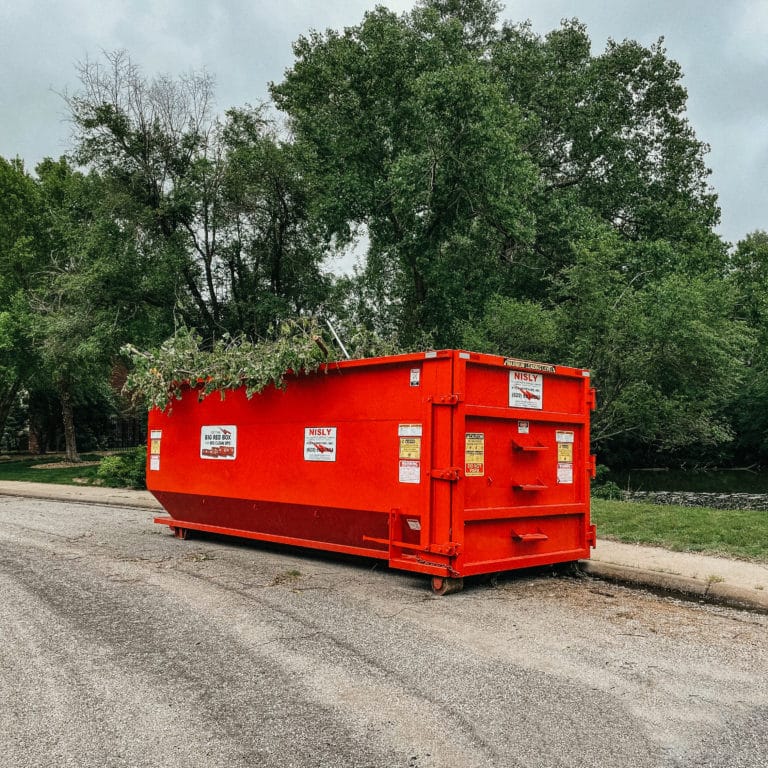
[0,484,162,511]
[581,560,768,614]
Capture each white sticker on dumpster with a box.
[399,459,421,484]
[509,371,543,409]
[200,425,237,460]
[557,462,573,484]
[304,427,337,461]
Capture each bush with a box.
[591,464,623,500]
[592,480,623,500]
[97,446,146,488]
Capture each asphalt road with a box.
[1,496,766,768]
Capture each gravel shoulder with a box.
[1,495,767,767]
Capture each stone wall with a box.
[623,491,768,511]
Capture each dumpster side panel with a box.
[148,354,453,559]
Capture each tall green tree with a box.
[0,157,45,441]
[67,52,329,341]
[272,1,538,344]
[30,158,166,460]
[728,231,768,461]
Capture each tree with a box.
[29,158,164,461]
[219,107,331,333]
[0,157,45,441]
[67,52,330,342]
[491,20,725,291]
[727,231,768,461]
[272,1,538,344]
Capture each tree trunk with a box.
[0,377,21,445]
[59,381,80,463]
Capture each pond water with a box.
[607,468,768,494]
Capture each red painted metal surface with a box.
[147,350,596,583]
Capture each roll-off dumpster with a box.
[148,349,596,593]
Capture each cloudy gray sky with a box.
[1,0,766,245]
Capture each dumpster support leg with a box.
[431,576,464,596]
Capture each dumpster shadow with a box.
[160,526,583,596]
[162,526,427,589]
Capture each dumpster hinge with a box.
[587,387,597,411]
[428,541,461,556]
[587,455,597,479]
[430,467,462,481]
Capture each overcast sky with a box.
[1,0,766,245]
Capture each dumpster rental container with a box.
[148,350,597,593]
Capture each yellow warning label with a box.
[399,436,421,460]
[465,432,485,477]
[557,443,573,462]
[150,439,161,455]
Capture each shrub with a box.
[592,480,623,500]
[97,446,147,488]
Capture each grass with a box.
[592,498,768,562]
[0,454,104,485]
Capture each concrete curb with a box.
[0,482,162,511]
[581,560,768,614]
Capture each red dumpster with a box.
[148,350,597,593]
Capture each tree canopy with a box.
[2,1,765,470]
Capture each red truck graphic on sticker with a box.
[509,372,543,409]
[513,386,541,401]
[201,445,235,458]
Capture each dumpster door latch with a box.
[430,467,462,482]
[430,393,462,406]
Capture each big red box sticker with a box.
[509,371,543,409]
[200,425,237,460]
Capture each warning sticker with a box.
[398,424,422,437]
[399,460,421,484]
[149,430,161,468]
[557,462,574,484]
[399,437,421,460]
[304,427,337,462]
[517,421,530,434]
[465,432,485,477]
[556,430,575,443]
[509,371,543,410]
[410,368,421,387]
[200,425,237,460]
[557,443,574,462]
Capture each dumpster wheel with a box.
[431,576,464,596]
[170,526,190,540]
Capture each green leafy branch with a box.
[121,316,401,411]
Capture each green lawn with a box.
[592,498,768,562]
[0,455,103,485]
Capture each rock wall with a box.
[622,491,768,511]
